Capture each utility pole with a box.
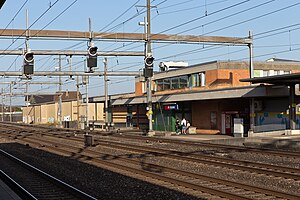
[248,31,255,135]
[85,74,89,131]
[1,88,3,122]
[146,0,154,135]
[26,81,29,123]
[58,55,63,128]
[103,57,109,131]
[249,31,254,79]
[76,75,80,129]
[9,82,12,122]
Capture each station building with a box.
[22,59,300,136]
[104,59,300,136]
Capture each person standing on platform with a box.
[181,118,187,134]
[186,120,191,134]
[175,119,180,135]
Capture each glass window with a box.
[163,78,170,90]
[171,77,179,90]
[190,74,200,87]
[263,70,269,77]
[179,75,188,89]
[156,79,163,91]
[199,72,205,86]
[210,112,217,129]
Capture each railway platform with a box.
[166,133,300,151]
[0,179,22,200]
[115,127,300,151]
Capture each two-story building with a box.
[107,59,300,136]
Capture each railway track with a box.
[0,149,96,200]
[27,132,300,181]
[2,130,300,199]
[1,122,299,159]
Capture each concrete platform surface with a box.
[165,134,300,151]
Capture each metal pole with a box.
[85,75,89,132]
[77,76,80,129]
[25,9,29,50]
[146,0,151,54]
[1,89,3,122]
[9,82,12,122]
[58,55,63,128]
[26,82,29,123]
[249,31,253,79]
[289,84,296,130]
[104,57,109,131]
[146,0,154,134]
[249,98,255,136]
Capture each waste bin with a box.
[84,135,94,146]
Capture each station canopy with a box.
[240,72,300,85]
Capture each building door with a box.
[222,112,239,136]
[225,114,232,135]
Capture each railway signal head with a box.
[87,44,98,72]
[23,51,34,75]
[144,56,154,78]
[144,56,154,68]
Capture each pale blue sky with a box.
[0,0,300,105]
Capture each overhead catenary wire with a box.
[0,0,61,57]
[1,1,300,104]
[156,0,250,34]
[158,0,228,15]
[0,0,29,36]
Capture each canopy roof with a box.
[240,73,300,85]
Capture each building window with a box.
[163,78,170,90]
[210,112,217,129]
[263,70,269,77]
[189,73,200,87]
[171,77,179,90]
[179,75,188,89]
[156,79,163,91]
[199,72,206,86]
[155,72,205,92]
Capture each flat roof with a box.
[110,85,289,106]
[240,72,300,85]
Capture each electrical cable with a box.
[0,0,29,36]
[98,0,141,32]
[156,0,250,34]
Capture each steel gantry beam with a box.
[0,71,141,77]
[0,29,252,45]
[0,81,59,85]
[0,92,63,96]
[0,49,144,56]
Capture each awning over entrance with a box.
[240,73,300,131]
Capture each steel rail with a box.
[0,149,97,200]
[9,134,300,200]
[9,137,251,200]
[0,170,37,200]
